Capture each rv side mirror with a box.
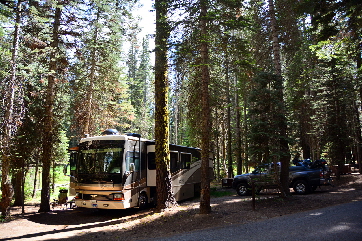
[129,163,135,172]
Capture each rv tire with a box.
[138,192,148,209]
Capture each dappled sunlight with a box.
[327,223,353,233]
[353,197,362,201]
[309,212,323,216]
[330,188,356,194]
[339,188,356,192]
[177,202,199,210]
[221,198,249,204]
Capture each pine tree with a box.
[0,0,22,217]
[268,0,290,197]
[39,0,63,213]
[69,0,138,139]
[127,36,154,138]
[307,0,361,176]
[199,0,211,214]
[154,0,176,211]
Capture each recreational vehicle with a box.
[67,129,210,209]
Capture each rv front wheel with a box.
[138,192,148,209]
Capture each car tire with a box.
[236,183,250,196]
[293,180,309,194]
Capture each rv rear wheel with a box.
[138,192,148,209]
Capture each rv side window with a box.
[126,151,140,171]
[170,151,178,172]
[148,152,156,170]
[180,153,191,169]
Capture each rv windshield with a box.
[78,148,124,174]
[77,140,125,176]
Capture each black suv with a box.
[232,161,332,195]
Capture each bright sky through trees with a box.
[139,0,155,37]
[134,0,155,62]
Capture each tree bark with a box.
[32,160,39,198]
[243,93,249,173]
[199,0,211,214]
[154,0,176,212]
[216,121,220,179]
[226,59,233,178]
[235,76,242,175]
[39,2,62,212]
[356,36,362,174]
[12,170,23,206]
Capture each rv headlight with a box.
[113,193,124,201]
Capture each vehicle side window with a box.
[180,153,191,169]
[148,152,156,170]
[126,151,140,171]
[170,151,178,172]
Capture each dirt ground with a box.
[1,174,362,241]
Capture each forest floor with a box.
[1,174,362,241]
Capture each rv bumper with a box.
[75,199,131,209]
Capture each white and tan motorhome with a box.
[68,129,210,209]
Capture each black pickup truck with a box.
[232,161,332,196]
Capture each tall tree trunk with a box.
[243,94,249,173]
[216,127,220,179]
[174,98,179,145]
[269,0,281,76]
[0,0,21,217]
[12,170,23,206]
[221,117,226,174]
[32,159,39,198]
[154,0,176,212]
[21,167,26,214]
[350,101,361,172]
[300,103,312,159]
[268,0,290,197]
[39,2,62,212]
[356,37,362,174]
[83,10,100,135]
[199,0,211,214]
[235,76,242,175]
[226,60,233,178]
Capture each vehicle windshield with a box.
[79,148,123,174]
[73,140,125,183]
